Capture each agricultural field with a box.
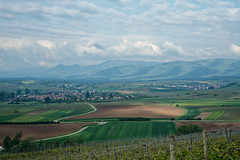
[66,104,184,120]
[43,121,176,143]
[0,80,61,92]
[0,123,93,145]
[218,111,240,120]
[177,107,201,120]
[0,102,93,122]
[176,122,240,131]
[0,80,240,149]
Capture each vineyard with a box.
[1,129,239,160]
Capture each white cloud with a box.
[112,39,162,56]
[0,2,41,14]
[0,0,239,70]
[38,61,52,67]
[196,48,213,56]
[107,0,131,5]
[75,41,104,57]
[0,38,31,51]
[37,40,55,50]
[230,44,240,55]
[42,6,79,17]
[23,58,30,63]
[112,39,128,53]
[174,0,199,9]
[133,41,162,54]
[163,41,184,54]
[38,61,46,66]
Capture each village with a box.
[1,80,228,104]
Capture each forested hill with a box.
[1,58,240,81]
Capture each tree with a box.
[12,132,23,146]
[44,97,51,105]
[34,89,39,95]
[17,88,22,95]
[3,136,12,152]
[3,132,23,152]
[20,137,34,150]
[25,88,30,94]
[10,92,15,98]
[110,93,114,99]
[86,91,90,99]
[0,92,5,101]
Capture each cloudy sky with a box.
[0,0,240,70]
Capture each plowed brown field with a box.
[67,105,184,120]
[0,123,93,145]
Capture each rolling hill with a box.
[0,58,240,82]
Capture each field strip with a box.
[54,103,97,122]
[34,126,89,142]
[34,122,108,142]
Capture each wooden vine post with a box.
[170,134,175,160]
[202,130,208,160]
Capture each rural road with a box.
[54,103,97,122]
[34,126,89,142]
[34,121,108,142]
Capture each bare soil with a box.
[117,91,134,94]
[67,105,184,120]
[0,123,93,145]
[176,122,240,131]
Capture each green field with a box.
[205,111,225,120]
[0,102,93,122]
[44,121,176,143]
[177,107,201,120]
[200,106,240,120]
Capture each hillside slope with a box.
[1,58,239,81]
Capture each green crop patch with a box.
[177,107,201,120]
[0,102,93,122]
[205,111,225,120]
[44,121,176,143]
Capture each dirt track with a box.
[0,123,93,145]
[67,105,184,120]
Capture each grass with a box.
[177,107,201,120]
[43,121,176,143]
[205,111,225,120]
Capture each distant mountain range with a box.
[0,58,240,82]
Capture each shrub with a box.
[177,125,202,135]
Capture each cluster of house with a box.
[15,90,135,102]
[151,83,221,90]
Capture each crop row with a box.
[1,129,239,160]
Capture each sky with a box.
[0,0,240,70]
